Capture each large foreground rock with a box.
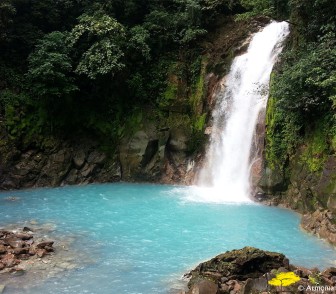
[187,247,288,288]
[185,247,336,294]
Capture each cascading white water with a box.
[196,21,290,203]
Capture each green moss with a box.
[155,59,182,109]
[121,110,143,137]
[189,57,207,115]
[300,122,329,172]
[193,113,207,132]
[166,113,191,129]
[265,72,303,170]
[160,83,178,108]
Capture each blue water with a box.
[1,183,336,294]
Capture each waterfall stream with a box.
[197,21,290,203]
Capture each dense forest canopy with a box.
[0,0,335,161]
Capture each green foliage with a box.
[190,56,206,114]
[144,0,207,48]
[266,95,302,169]
[290,0,336,42]
[161,83,178,108]
[236,0,273,20]
[166,113,192,130]
[300,121,329,172]
[127,26,151,61]
[4,103,47,143]
[0,0,16,41]
[1,0,333,161]
[308,273,322,285]
[0,90,28,110]
[27,31,77,98]
[193,113,207,132]
[70,13,126,79]
[273,37,335,117]
[265,0,335,172]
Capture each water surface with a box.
[1,183,335,293]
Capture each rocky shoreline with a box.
[0,227,54,272]
[255,194,336,248]
[0,222,88,293]
[181,247,336,294]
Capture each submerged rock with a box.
[0,228,55,272]
[0,222,95,292]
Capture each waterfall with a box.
[196,21,290,203]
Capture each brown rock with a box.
[188,247,287,288]
[232,281,241,293]
[28,247,36,256]
[36,248,47,258]
[44,246,54,252]
[187,279,218,294]
[1,253,18,267]
[18,254,30,260]
[0,262,5,270]
[23,227,34,232]
[3,237,24,248]
[0,245,7,254]
[36,240,54,249]
[73,150,86,168]
[0,231,13,238]
[219,283,230,293]
[15,233,33,240]
[13,247,29,255]
[321,267,336,278]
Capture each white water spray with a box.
[195,21,290,203]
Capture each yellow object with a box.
[268,272,301,287]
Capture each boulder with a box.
[13,247,29,255]
[187,279,218,294]
[23,227,33,232]
[87,151,106,165]
[36,241,54,249]
[0,245,6,254]
[36,248,47,258]
[301,210,336,245]
[1,252,18,267]
[167,128,189,152]
[188,247,288,287]
[187,247,289,294]
[3,237,24,248]
[15,233,33,240]
[73,150,86,168]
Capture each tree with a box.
[27,31,77,99]
[127,25,151,61]
[0,0,16,42]
[69,12,126,79]
[144,0,206,48]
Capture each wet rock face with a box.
[257,153,336,245]
[0,139,121,190]
[301,209,336,244]
[119,124,198,184]
[0,123,198,188]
